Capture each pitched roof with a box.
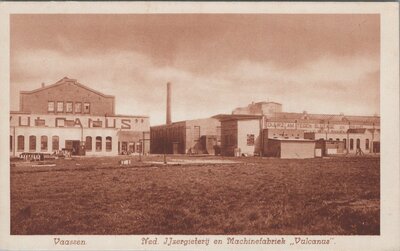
[20,77,115,99]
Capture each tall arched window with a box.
[41,136,48,151]
[29,136,36,151]
[96,136,102,151]
[86,136,92,151]
[356,138,361,149]
[17,135,24,151]
[106,136,112,151]
[350,138,354,150]
[343,139,347,149]
[365,139,370,150]
[52,136,59,151]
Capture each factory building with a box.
[214,101,380,157]
[149,82,221,155]
[150,118,221,154]
[10,77,150,157]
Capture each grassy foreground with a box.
[11,155,379,235]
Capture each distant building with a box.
[150,118,221,154]
[10,77,150,157]
[232,101,282,116]
[214,102,380,157]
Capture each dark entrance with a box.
[372,142,380,153]
[65,140,81,155]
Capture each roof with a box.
[212,114,263,122]
[270,112,380,123]
[255,101,282,105]
[20,77,115,99]
[268,138,316,143]
[347,128,367,133]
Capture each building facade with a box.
[215,101,380,157]
[150,118,221,154]
[10,77,150,157]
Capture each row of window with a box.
[324,138,370,150]
[85,136,112,151]
[11,135,112,152]
[48,101,90,114]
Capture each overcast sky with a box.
[10,14,380,125]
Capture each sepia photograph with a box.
[0,1,399,251]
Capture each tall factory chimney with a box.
[166,82,172,125]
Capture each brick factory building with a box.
[10,77,150,157]
[214,101,380,157]
[150,118,221,155]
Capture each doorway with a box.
[65,140,81,155]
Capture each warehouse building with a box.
[214,101,380,157]
[150,118,221,154]
[10,77,150,157]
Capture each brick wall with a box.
[20,80,115,116]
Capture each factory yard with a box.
[10,155,380,235]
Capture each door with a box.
[173,142,179,154]
[72,140,80,155]
[373,142,380,153]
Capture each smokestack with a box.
[166,82,171,125]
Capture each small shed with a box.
[264,139,316,159]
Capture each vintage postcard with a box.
[0,1,398,251]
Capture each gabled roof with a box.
[20,77,115,99]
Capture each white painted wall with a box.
[237,119,261,156]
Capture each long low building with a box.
[10,77,150,157]
[214,101,380,157]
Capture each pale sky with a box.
[10,14,380,125]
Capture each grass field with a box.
[10,155,380,235]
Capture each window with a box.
[96,136,102,151]
[366,139,370,150]
[356,138,361,149]
[336,138,340,141]
[41,136,48,151]
[329,138,333,141]
[83,102,90,114]
[17,135,24,151]
[48,101,55,112]
[52,136,59,151]
[86,136,92,151]
[66,102,73,113]
[75,102,82,113]
[106,136,112,151]
[29,135,36,151]
[57,101,64,112]
[343,139,347,149]
[350,138,354,150]
[247,134,255,146]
